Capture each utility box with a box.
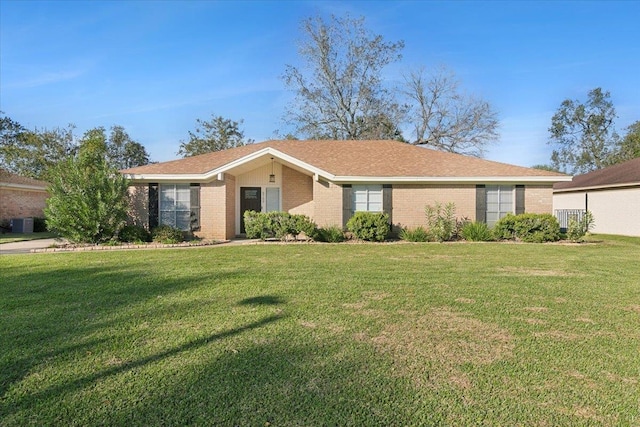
[11,218,34,233]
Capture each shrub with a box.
[316,225,345,242]
[243,211,318,240]
[461,221,494,241]
[118,225,151,243]
[346,212,390,242]
[151,225,184,244]
[567,211,595,242]
[33,217,48,232]
[494,213,560,243]
[425,202,457,242]
[399,226,431,242]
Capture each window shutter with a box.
[515,185,525,215]
[148,183,159,229]
[476,185,486,223]
[342,185,352,229]
[190,184,201,231]
[382,184,392,223]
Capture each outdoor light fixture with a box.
[269,157,276,183]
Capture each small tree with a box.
[45,132,130,243]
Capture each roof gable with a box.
[122,140,570,183]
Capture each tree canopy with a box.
[282,15,405,141]
[548,88,618,174]
[178,115,252,157]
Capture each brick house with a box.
[553,157,640,237]
[122,140,571,239]
[0,169,49,226]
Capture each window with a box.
[486,185,513,227]
[160,184,194,231]
[266,187,280,212]
[353,185,383,212]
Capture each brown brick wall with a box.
[313,180,343,227]
[392,184,476,229]
[524,185,553,214]
[0,187,48,223]
[282,166,314,217]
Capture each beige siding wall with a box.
[524,185,553,214]
[282,166,313,217]
[0,187,48,223]
[313,180,343,227]
[392,184,476,228]
[554,188,640,237]
[127,185,149,228]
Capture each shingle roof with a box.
[0,169,49,188]
[554,157,640,191]
[123,140,568,179]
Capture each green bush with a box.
[33,217,48,232]
[425,202,457,242]
[316,225,345,242]
[346,212,390,242]
[399,226,431,242]
[493,213,560,243]
[243,211,318,240]
[567,211,595,242]
[118,225,151,243]
[151,225,184,244]
[461,221,494,241]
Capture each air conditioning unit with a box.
[11,218,34,233]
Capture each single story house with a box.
[553,157,640,237]
[0,169,49,226]
[122,140,571,240]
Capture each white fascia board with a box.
[329,175,573,184]
[122,174,206,182]
[0,182,48,191]
[553,181,640,193]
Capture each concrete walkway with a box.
[0,238,63,255]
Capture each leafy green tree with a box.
[402,66,499,157]
[0,113,76,181]
[178,115,252,157]
[531,164,562,173]
[609,120,640,164]
[45,130,130,243]
[548,88,618,174]
[107,125,150,169]
[282,15,405,140]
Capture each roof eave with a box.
[554,181,640,193]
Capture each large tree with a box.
[177,115,252,157]
[282,15,405,140]
[0,113,76,181]
[402,66,499,157]
[608,120,640,164]
[45,129,130,243]
[548,87,618,174]
[106,125,150,169]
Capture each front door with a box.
[240,187,261,233]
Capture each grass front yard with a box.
[2,236,639,426]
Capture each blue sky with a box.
[1,0,638,167]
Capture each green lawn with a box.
[2,236,639,426]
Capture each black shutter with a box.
[190,184,201,231]
[342,185,352,229]
[476,185,486,223]
[515,185,525,215]
[148,183,159,229]
[382,184,392,224]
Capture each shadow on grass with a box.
[238,295,286,306]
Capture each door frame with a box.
[240,186,262,234]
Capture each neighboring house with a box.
[122,140,571,240]
[553,157,640,237]
[0,169,49,225]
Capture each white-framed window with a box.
[353,185,383,212]
[486,185,513,227]
[160,184,191,230]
